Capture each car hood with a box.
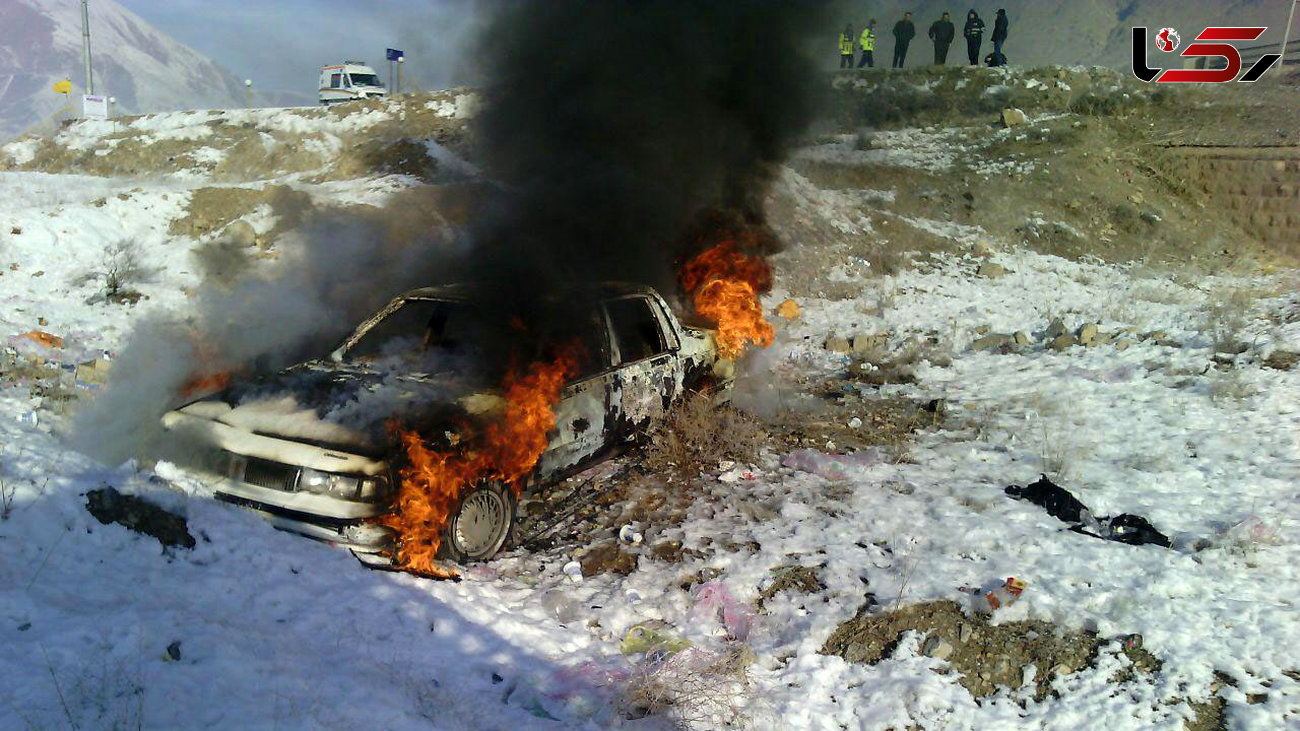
[172,360,503,455]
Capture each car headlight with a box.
[300,469,387,502]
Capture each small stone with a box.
[974,324,991,335]
[1050,335,1079,351]
[1092,332,1113,346]
[825,336,852,354]
[1001,108,1028,127]
[1013,331,1031,346]
[848,417,863,429]
[1077,323,1099,344]
[775,298,801,320]
[922,636,954,660]
[1045,318,1068,340]
[1128,192,1144,205]
[958,623,973,643]
[971,334,1013,351]
[1051,664,1071,676]
[1115,339,1133,352]
[165,641,181,662]
[977,262,1007,278]
[1144,330,1168,342]
[37,317,47,326]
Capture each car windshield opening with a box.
[345,299,490,372]
[348,73,382,88]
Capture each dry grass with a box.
[617,645,755,729]
[1201,285,1260,355]
[643,393,769,476]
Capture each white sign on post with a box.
[82,94,109,119]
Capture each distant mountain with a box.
[0,0,245,140]
[837,0,1291,68]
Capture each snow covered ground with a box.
[1,130,1298,730]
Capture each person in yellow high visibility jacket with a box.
[839,23,856,68]
[857,19,878,68]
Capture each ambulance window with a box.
[330,74,342,89]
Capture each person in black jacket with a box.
[963,9,985,66]
[892,12,916,68]
[928,12,955,65]
[992,8,1009,61]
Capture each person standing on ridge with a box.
[963,9,985,66]
[992,9,1009,64]
[840,23,856,68]
[857,19,877,68]
[892,12,916,68]
[929,11,955,65]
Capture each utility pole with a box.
[244,79,253,108]
[81,0,94,94]
[397,56,404,95]
[1282,0,1298,68]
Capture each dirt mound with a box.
[821,599,1157,700]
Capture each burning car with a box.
[162,282,733,570]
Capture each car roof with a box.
[400,281,659,302]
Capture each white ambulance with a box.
[318,62,388,105]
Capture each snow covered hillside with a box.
[0,0,245,140]
[1,71,1298,730]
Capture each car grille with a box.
[240,457,300,492]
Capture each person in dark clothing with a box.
[892,12,915,68]
[928,12,955,65]
[963,9,985,66]
[992,9,1009,60]
[840,23,856,68]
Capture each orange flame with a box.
[679,240,775,359]
[380,346,580,578]
[179,371,232,398]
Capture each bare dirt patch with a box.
[821,599,1158,701]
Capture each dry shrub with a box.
[1201,286,1258,354]
[617,645,755,729]
[644,392,768,475]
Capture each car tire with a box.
[438,481,516,563]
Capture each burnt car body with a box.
[162,282,729,565]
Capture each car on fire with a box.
[162,283,731,566]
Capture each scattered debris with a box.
[959,577,1026,613]
[692,581,755,641]
[84,487,195,550]
[782,448,882,481]
[1006,475,1172,548]
[621,623,692,656]
[20,330,63,349]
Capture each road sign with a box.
[82,94,108,119]
[53,79,72,94]
[386,48,404,61]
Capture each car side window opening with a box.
[329,73,342,89]
[606,297,668,364]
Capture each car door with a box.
[538,310,616,478]
[604,295,682,439]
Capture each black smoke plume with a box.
[466,0,830,307]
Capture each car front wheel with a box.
[439,481,516,563]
